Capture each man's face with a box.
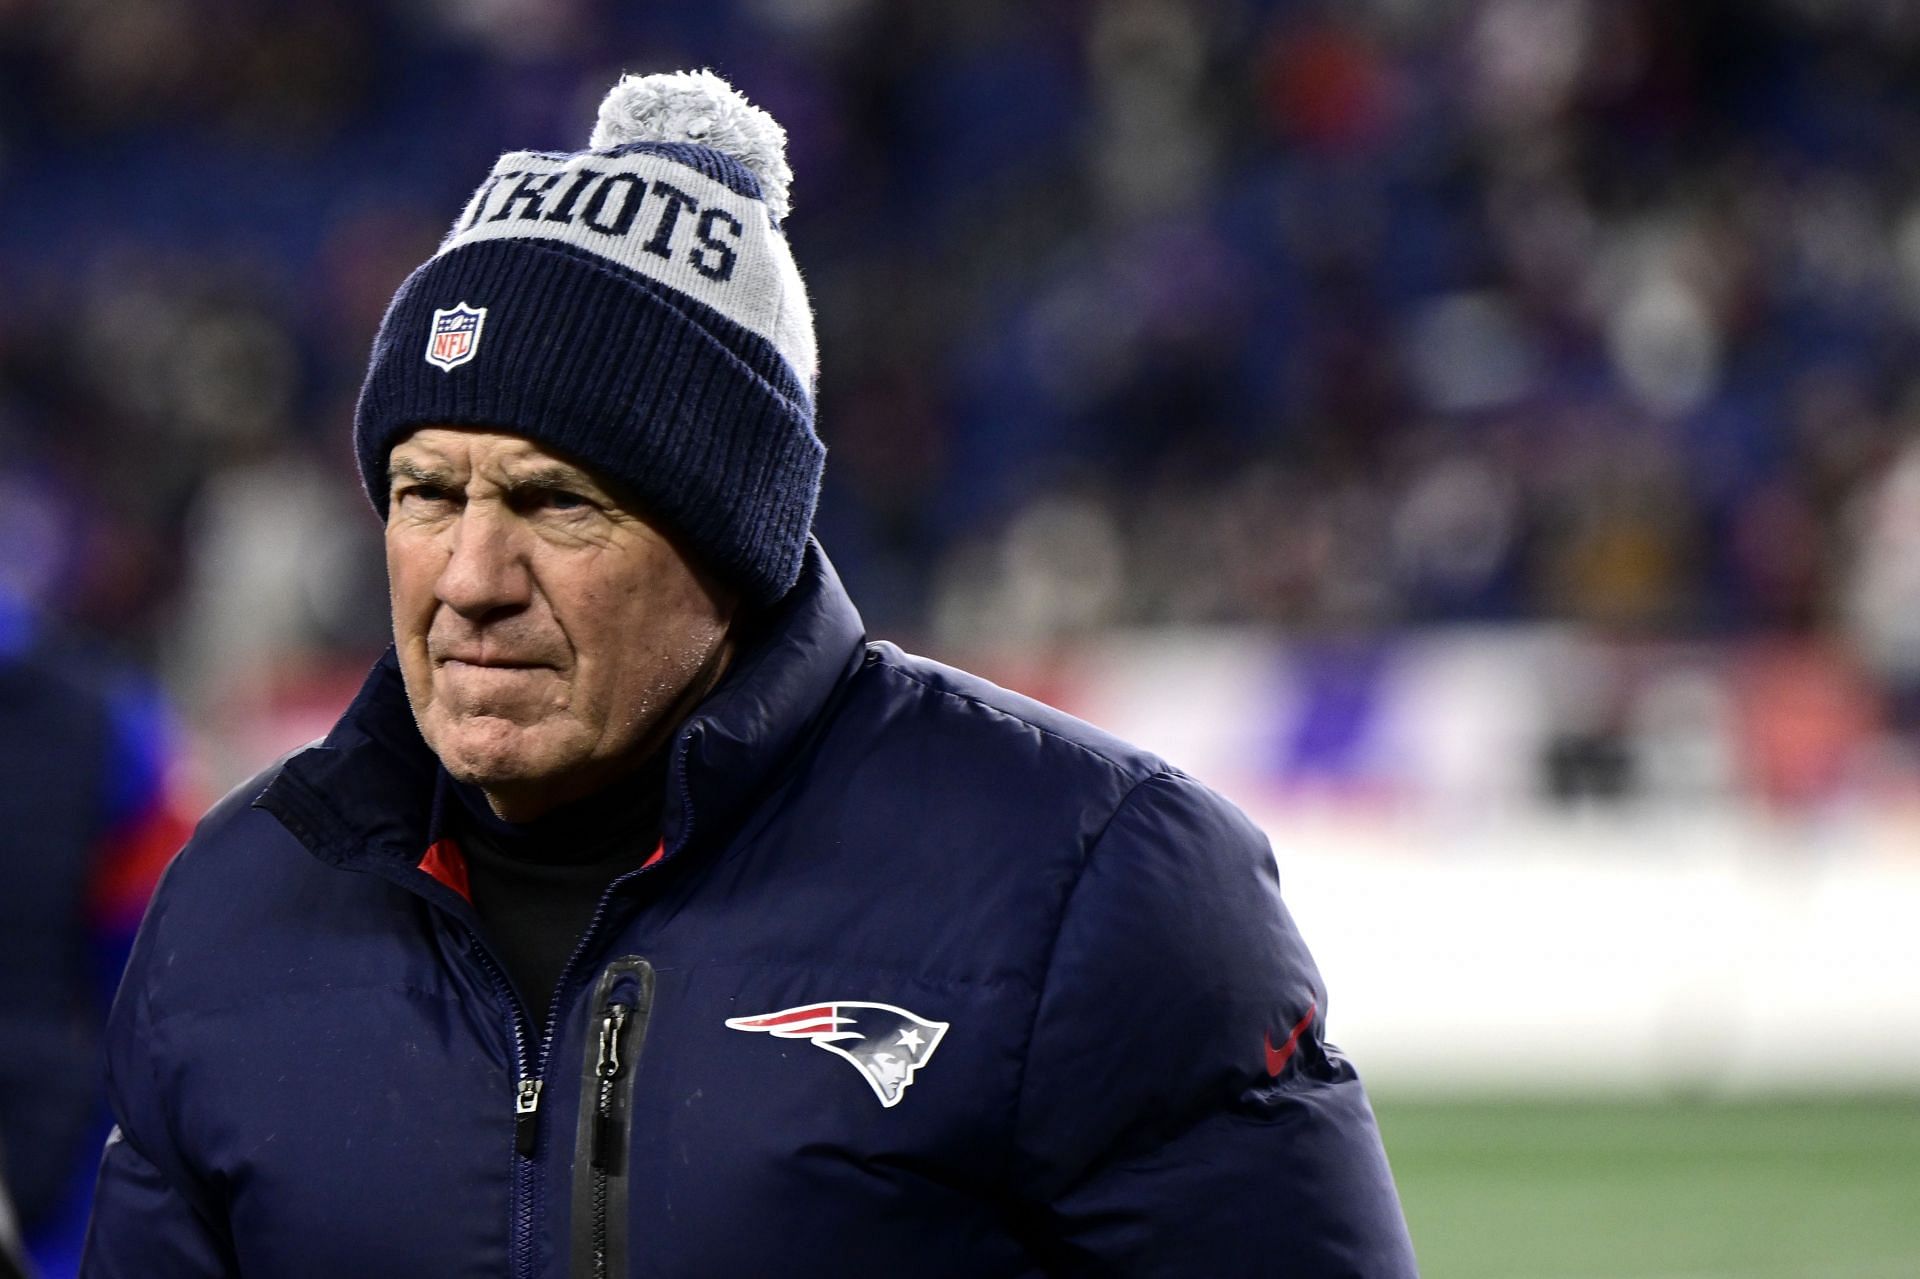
[386,428,735,820]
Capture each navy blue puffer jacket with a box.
[83,545,1416,1277]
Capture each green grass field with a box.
[1374,1097,1920,1279]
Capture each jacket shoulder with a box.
[126,746,418,1020]
[828,641,1274,912]
[858,641,1170,790]
[155,749,312,898]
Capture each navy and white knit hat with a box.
[354,69,821,604]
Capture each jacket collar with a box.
[663,539,866,856]
[257,539,867,875]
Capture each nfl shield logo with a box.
[425,303,487,371]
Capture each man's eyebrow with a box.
[389,457,453,487]
[504,464,603,495]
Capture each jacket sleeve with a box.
[81,873,237,1278]
[1011,771,1418,1277]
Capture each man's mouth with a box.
[439,655,550,671]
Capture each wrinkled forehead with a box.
[387,426,609,489]
[380,423,740,605]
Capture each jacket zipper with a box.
[592,1003,630,1173]
[469,918,620,1279]
[489,722,694,1270]
[486,875,658,1279]
[572,958,653,1279]
[516,1077,543,1156]
[463,935,543,1276]
[590,1002,629,1277]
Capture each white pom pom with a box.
[590,69,794,223]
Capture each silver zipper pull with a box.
[514,1077,543,1157]
[597,1004,631,1080]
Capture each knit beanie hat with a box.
[354,69,822,604]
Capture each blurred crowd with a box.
[7,0,1920,755]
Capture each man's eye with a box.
[397,483,455,506]
[529,488,591,513]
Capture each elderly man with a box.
[84,72,1416,1277]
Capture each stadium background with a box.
[4,0,1920,1274]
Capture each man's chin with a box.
[417,710,630,820]
[425,716,564,792]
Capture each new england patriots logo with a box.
[425,303,487,371]
[725,1002,949,1108]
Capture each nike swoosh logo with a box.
[1265,997,1318,1077]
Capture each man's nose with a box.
[436,506,530,618]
